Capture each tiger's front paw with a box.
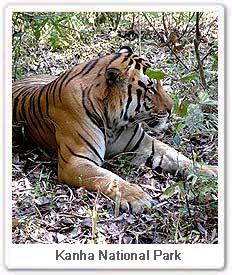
[118,182,152,214]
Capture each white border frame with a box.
[4,3,225,270]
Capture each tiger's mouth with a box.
[128,113,171,132]
[144,115,171,132]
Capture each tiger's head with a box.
[102,46,174,132]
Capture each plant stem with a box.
[194,12,207,89]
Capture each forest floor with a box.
[12,12,219,244]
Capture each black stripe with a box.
[12,98,19,122]
[12,88,37,141]
[134,57,143,63]
[15,92,34,133]
[143,101,152,111]
[81,86,106,142]
[144,95,152,102]
[65,60,97,87]
[16,85,29,93]
[29,90,51,147]
[113,126,125,143]
[58,69,73,103]
[20,93,29,121]
[123,124,139,151]
[123,84,132,121]
[27,100,42,143]
[119,96,124,118]
[135,89,142,112]
[97,67,104,77]
[36,86,45,120]
[104,108,111,129]
[49,76,60,105]
[21,90,51,148]
[13,85,35,119]
[18,90,32,121]
[107,53,121,68]
[58,150,69,164]
[82,58,99,76]
[78,132,104,163]
[130,130,145,152]
[135,61,141,70]
[30,125,51,148]
[74,154,99,166]
[122,53,132,63]
[128,59,134,66]
[28,88,38,115]
[77,60,94,74]
[45,84,50,118]
[149,86,157,94]
[12,92,22,122]
[145,139,155,167]
[88,99,105,130]
[65,144,99,166]
[138,80,147,91]
[36,86,54,135]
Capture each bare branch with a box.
[194,12,207,88]
[143,12,190,71]
[142,12,164,43]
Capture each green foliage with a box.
[173,133,182,147]
[149,12,160,18]
[145,68,166,80]
[212,53,218,70]
[198,90,218,106]
[161,172,218,221]
[114,154,137,180]
[185,104,205,132]
[180,72,199,83]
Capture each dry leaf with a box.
[12,218,19,228]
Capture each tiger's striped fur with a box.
[13,46,217,213]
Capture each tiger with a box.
[12,46,218,213]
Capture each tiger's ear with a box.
[105,68,121,85]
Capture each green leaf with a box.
[176,123,185,132]
[33,18,49,41]
[34,29,41,41]
[38,18,48,30]
[14,32,23,38]
[185,103,205,132]
[180,72,199,82]
[178,100,188,117]
[60,39,70,47]
[173,133,181,147]
[50,19,64,36]
[191,230,200,235]
[212,53,218,70]
[145,68,166,80]
[161,181,183,199]
[198,90,218,106]
[149,12,160,18]
[191,14,197,22]
[179,237,188,242]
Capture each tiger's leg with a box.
[57,153,152,213]
[108,124,217,177]
[141,135,218,177]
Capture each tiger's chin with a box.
[146,117,171,132]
